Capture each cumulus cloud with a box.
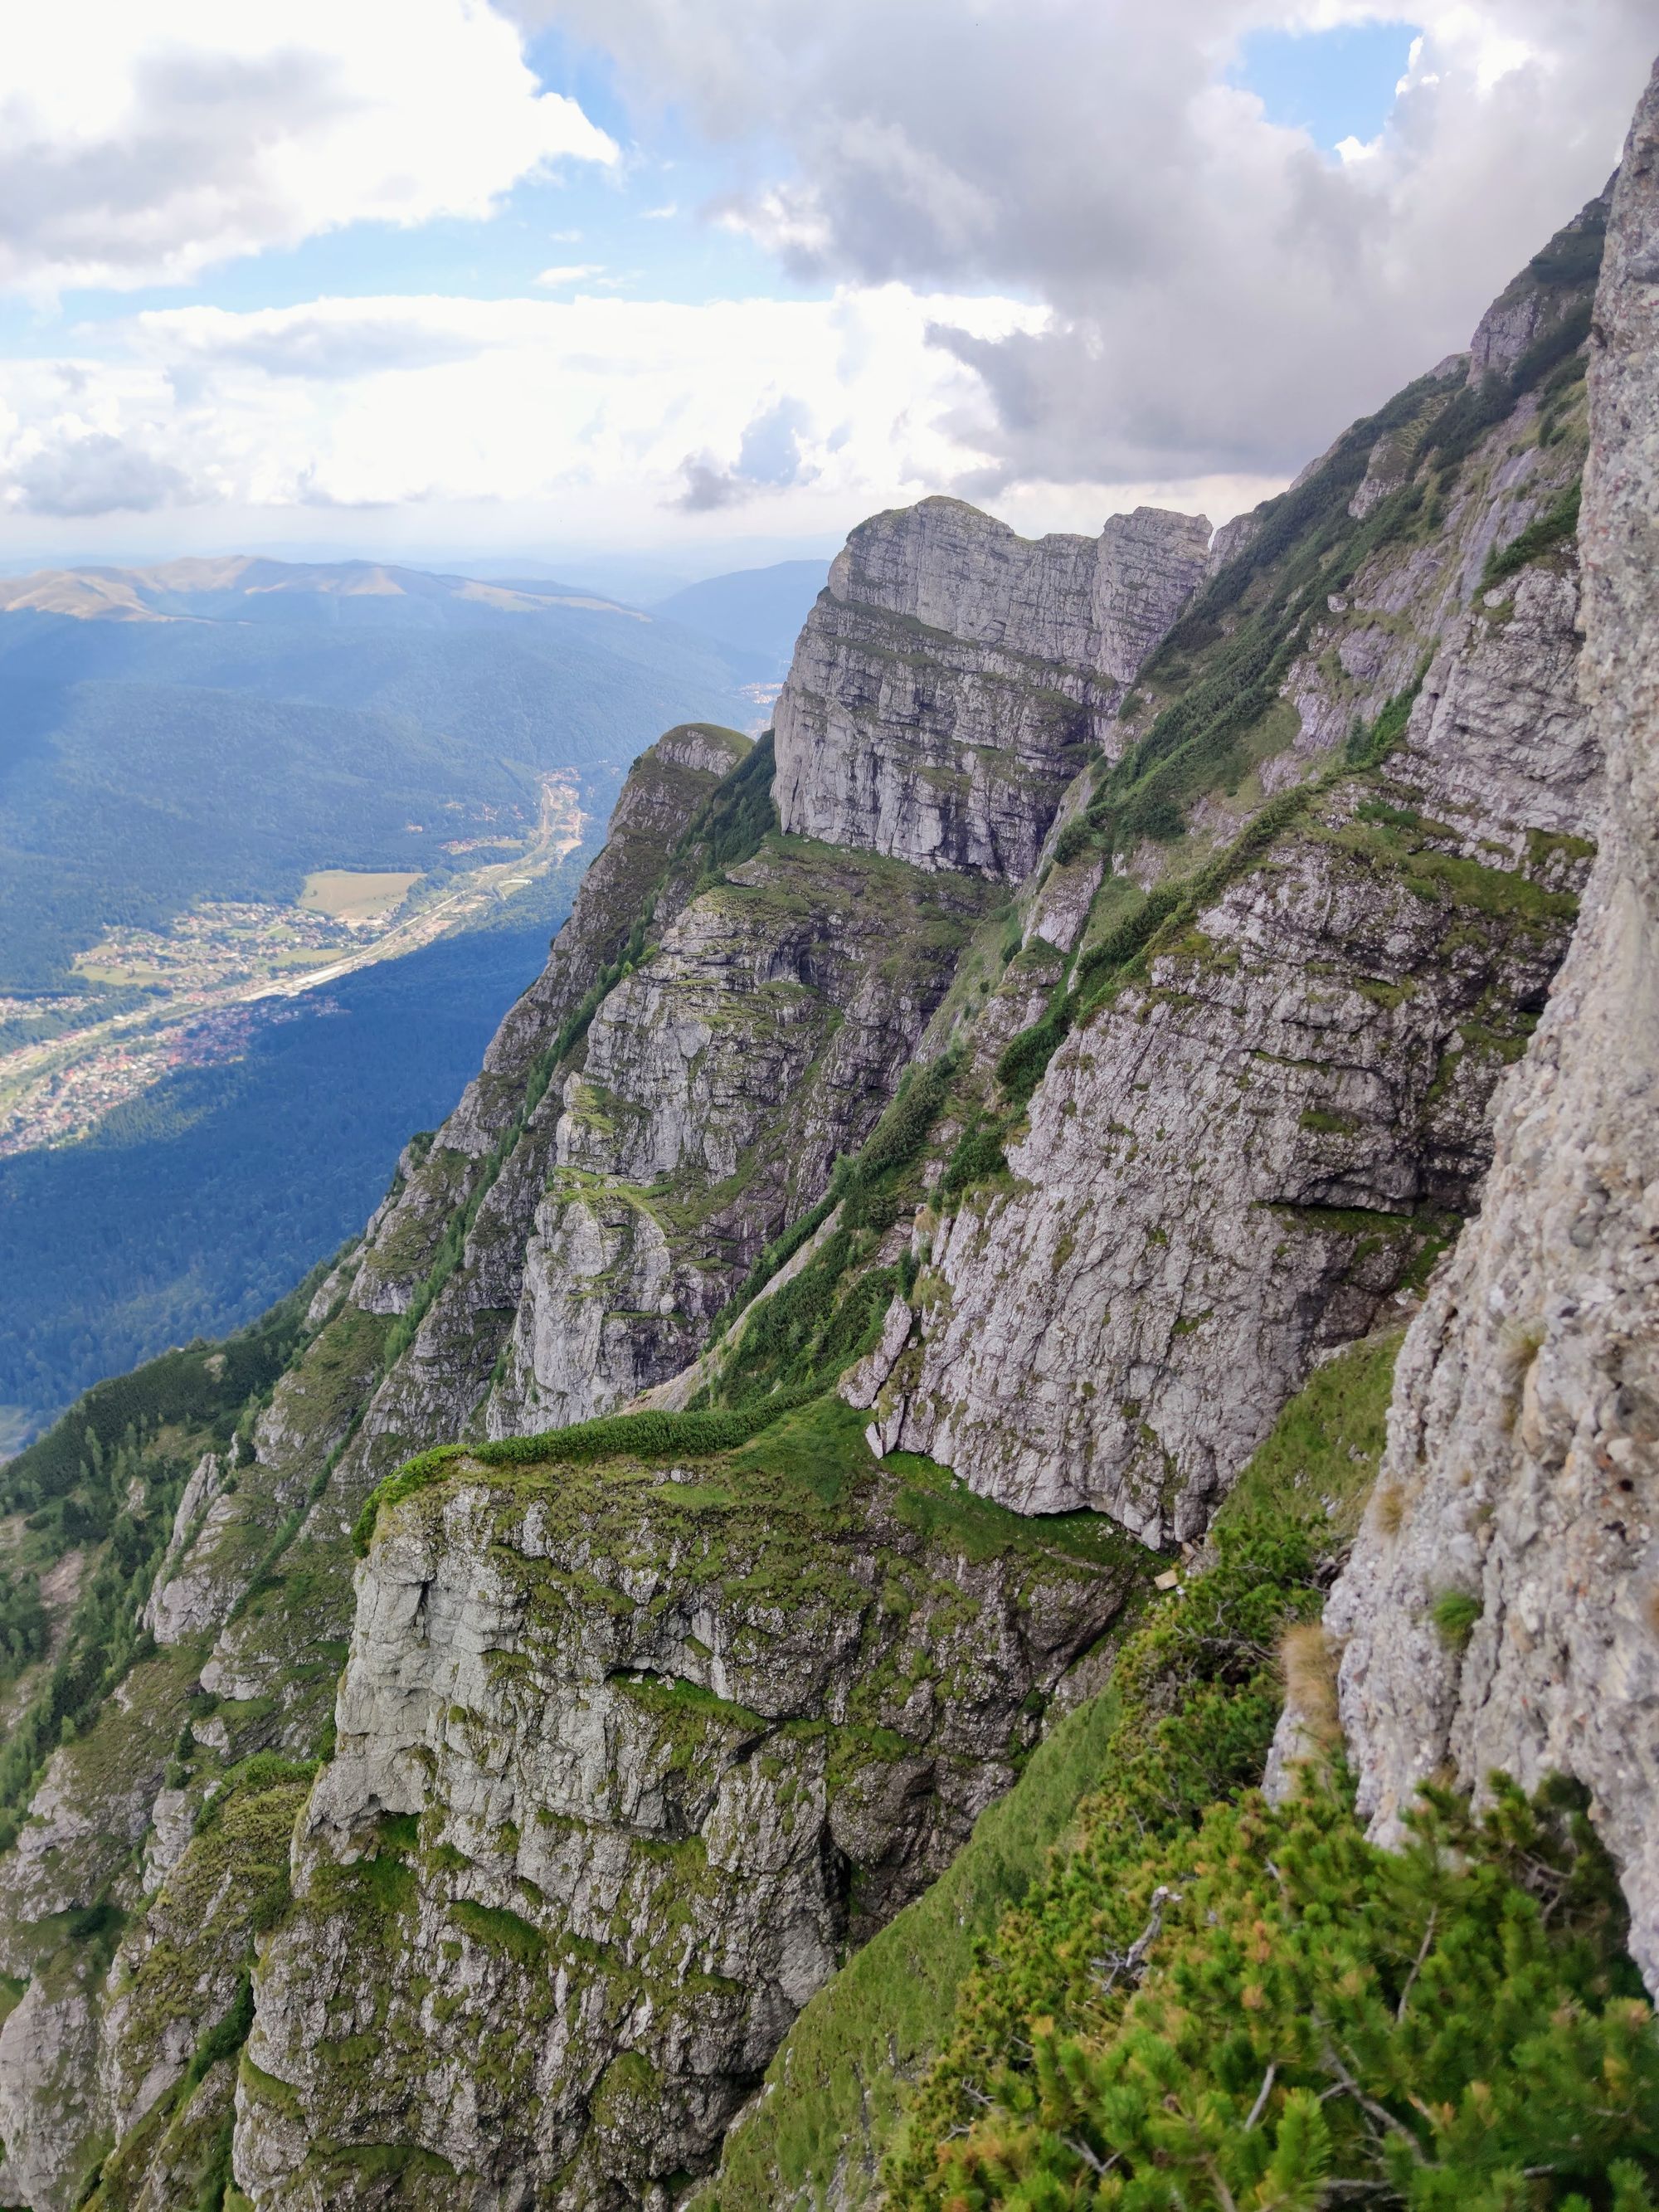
[674,457,751,511]
[1,289,1106,537]
[517,0,1656,486]
[674,394,816,509]
[7,430,197,516]
[0,0,616,292]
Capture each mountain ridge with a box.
[0,94,1655,2212]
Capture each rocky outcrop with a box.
[774,499,1210,880]
[486,844,991,1433]
[1467,188,1608,380]
[98,1771,312,2151]
[1295,61,1659,1990]
[0,733,756,2211]
[0,1967,99,2212]
[234,1408,1138,2209]
[350,724,752,1320]
[873,417,1598,1547]
[139,1451,226,1643]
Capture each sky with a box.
[0,1,1651,582]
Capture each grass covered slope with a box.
[696,1328,1659,2212]
[695,1331,1403,2212]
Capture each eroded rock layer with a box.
[869,357,1598,1542]
[1294,59,1659,1991]
[774,499,1211,879]
[235,1407,1136,2209]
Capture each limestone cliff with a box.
[1280,59,1659,1989]
[0,129,1642,2212]
[235,1402,1136,2209]
[774,499,1211,880]
[877,552,1596,1543]
[844,256,1598,1542]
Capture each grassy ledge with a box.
[693,1331,1406,2212]
[351,1387,822,1557]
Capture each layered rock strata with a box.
[0,156,1632,2212]
[871,438,1597,1546]
[1292,60,1659,1990]
[774,499,1211,880]
[352,724,752,1321]
[234,1411,1137,2209]
[487,843,991,1433]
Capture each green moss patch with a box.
[354,1389,819,1555]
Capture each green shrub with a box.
[1051,818,1096,868]
[940,1121,1011,1198]
[1432,1586,1484,1651]
[890,1772,1657,2212]
[1483,482,1582,589]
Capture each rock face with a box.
[1297,62,1659,1991]
[1467,189,1608,380]
[350,724,753,1323]
[874,430,1597,1546]
[774,499,1210,880]
[487,844,990,1433]
[234,1412,1136,2210]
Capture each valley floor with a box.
[0,776,587,1158]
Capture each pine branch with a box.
[1244,2060,1277,2131]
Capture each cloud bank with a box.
[0,0,615,292]
[0,1,1650,547]
[521,0,1656,485]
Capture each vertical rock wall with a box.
[774,498,1211,879]
[1304,61,1659,1991]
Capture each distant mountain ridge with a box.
[0,553,765,989]
[0,555,650,626]
[650,555,830,668]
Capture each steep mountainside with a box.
[1274,57,1659,1983]
[1,102,1656,2212]
[0,556,762,992]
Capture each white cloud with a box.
[516,0,1654,483]
[0,0,616,293]
[0,0,1647,554]
[0,287,1122,543]
[8,429,195,517]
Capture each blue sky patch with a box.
[1231,19,1421,150]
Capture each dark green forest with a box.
[0,573,763,987]
[0,847,590,1438]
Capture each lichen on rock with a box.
[1286,58,1659,1995]
[233,1399,1141,2209]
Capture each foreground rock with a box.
[234,1406,1138,2209]
[1298,61,1659,1991]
